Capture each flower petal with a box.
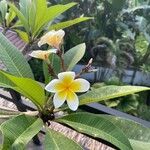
[38,31,54,47]
[38,30,65,48]
[29,49,56,60]
[38,39,47,47]
[66,92,79,111]
[45,79,64,93]
[71,78,90,92]
[46,30,55,36]
[47,49,57,54]
[53,91,67,108]
[55,29,65,38]
[29,50,43,58]
[58,72,75,83]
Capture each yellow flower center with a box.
[48,35,62,48]
[55,77,81,93]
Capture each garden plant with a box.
[0,0,150,150]
[0,28,150,150]
[53,0,150,120]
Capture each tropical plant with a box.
[52,0,150,75]
[54,0,129,51]
[8,0,91,48]
[92,78,140,115]
[0,29,150,150]
[0,0,17,32]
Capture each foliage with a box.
[1,0,92,81]
[0,33,34,79]
[137,103,150,121]
[103,115,150,150]
[44,128,83,150]
[0,1,150,150]
[0,115,43,150]
[0,0,16,31]
[57,112,133,150]
[52,0,150,74]
[8,0,91,46]
[0,30,150,149]
[92,77,147,116]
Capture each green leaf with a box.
[64,43,86,71]
[11,20,23,29]
[19,0,30,19]
[0,115,43,150]
[15,29,29,43]
[129,140,150,150]
[0,71,15,88]
[102,115,150,150]
[33,0,47,36]
[0,33,34,79]
[44,128,83,150]
[28,0,36,33]
[57,112,132,150]
[9,3,29,34]
[79,85,150,106]
[9,1,78,40]
[51,54,61,74]
[0,0,7,22]
[0,71,45,109]
[49,17,92,31]
[6,7,16,27]
[43,61,51,84]
[33,2,77,37]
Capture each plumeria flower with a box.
[45,72,90,111]
[38,29,65,49]
[29,49,57,60]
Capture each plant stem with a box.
[46,94,54,107]
[45,58,57,78]
[23,111,39,116]
[57,48,66,72]
[75,58,93,78]
[60,54,66,71]
[47,63,57,78]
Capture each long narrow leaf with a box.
[9,3,29,34]
[0,33,34,79]
[33,2,77,36]
[49,17,93,31]
[0,71,15,88]
[0,115,43,150]
[15,29,29,43]
[57,112,132,150]
[0,0,7,22]
[0,71,45,109]
[6,7,16,27]
[28,0,36,33]
[79,85,150,106]
[33,0,47,36]
[44,128,83,150]
[102,115,150,150]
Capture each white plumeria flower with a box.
[45,72,90,111]
[29,49,57,60]
[38,29,65,49]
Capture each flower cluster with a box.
[29,29,90,111]
[29,29,65,60]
